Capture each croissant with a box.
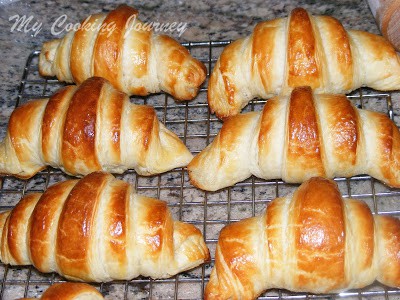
[206,177,400,299]
[208,7,400,118]
[188,86,400,191]
[20,283,103,300]
[0,77,193,179]
[0,172,209,282]
[39,5,206,101]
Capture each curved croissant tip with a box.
[0,138,45,179]
[173,221,209,263]
[39,39,60,77]
[173,61,207,101]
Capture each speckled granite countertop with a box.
[0,1,399,299]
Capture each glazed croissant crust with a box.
[39,5,206,101]
[0,172,209,282]
[188,86,400,191]
[20,283,104,300]
[206,177,400,299]
[208,7,400,118]
[0,77,193,179]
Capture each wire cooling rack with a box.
[0,41,399,300]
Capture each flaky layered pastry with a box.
[208,7,400,118]
[189,86,400,191]
[20,282,104,300]
[206,177,400,299]
[0,172,209,282]
[39,5,206,100]
[0,77,193,179]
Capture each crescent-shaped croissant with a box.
[208,7,400,118]
[206,177,400,299]
[188,86,400,191]
[0,77,193,179]
[0,172,210,282]
[39,5,206,101]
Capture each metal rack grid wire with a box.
[0,41,399,299]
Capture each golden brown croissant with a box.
[208,7,400,118]
[20,283,103,300]
[0,77,193,179]
[206,177,400,299]
[39,5,206,101]
[188,86,400,191]
[0,172,209,282]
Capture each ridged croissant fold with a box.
[0,77,193,179]
[0,172,209,281]
[188,86,400,191]
[206,177,400,299]
[39,5,206,100]
[208,7,400,118]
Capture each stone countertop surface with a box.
[0,1,400,299]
